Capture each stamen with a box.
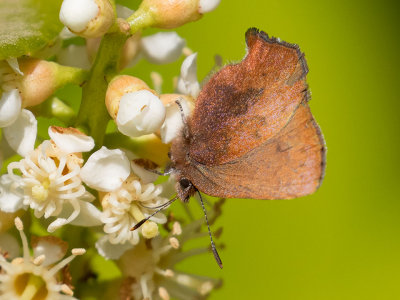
[172,221,182,235]
[14,217,24,231]
[169,237,180,249]
[33,254,46,266]
[61,284,74,296]
[71,248,86,256]
[15,218,30,261]
[158,286,170,300]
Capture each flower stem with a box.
[75,19,131,148]
[54,64,89,87]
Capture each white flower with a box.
[176,53,200,98]
[141,32,186,64]
[80,146,131,192]
[116,90,166,137]
[0,218,85,299]
[59,0,114,38]
[0,60,38,156]
[6,140,100,232]
[96,175,169,259]
[60,0,99,33]
[116,200,224,300]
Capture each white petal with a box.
[199,0,221,13]
[59,0,99,32]
[0,175,25,213]
[4,109,37,156]
[131,160,159,184]
[48,126,95,154]
[0,233,20,259]
[0,89,22,127]
[116,90,166,137]
[122,150,159,184]
[95,235,133,260]
[57,44,91,69]
[116,4,134,18]
[160,98,191,144]
[177,53,200,98]
[68,200,102,226]
[80,147,130,192]
[141,32,185,64]
[32,237,67,266]
[6,58,23,75]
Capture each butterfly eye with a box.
[179,178,191,189]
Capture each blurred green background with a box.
[64,0,400,298]
[139,0,399,299]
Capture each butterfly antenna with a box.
[197,191,223,269]
[130,196,178,231]
[175,99,189,139]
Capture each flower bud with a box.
[59,0,115,38]
[130,0,220,29]
[106,75,153,119]
[5,58,82,108]
[105,75,166,137]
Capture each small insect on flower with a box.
[132,28,326,268]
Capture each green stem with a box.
[126,9,154,34]
[54,64,89,88]
[75,20,130,147]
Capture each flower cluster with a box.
[0,0,222,298]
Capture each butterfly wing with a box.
[188,28,309,165]
[184,102,326,199]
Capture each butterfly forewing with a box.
[188,28,309,166]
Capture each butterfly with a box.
[135,28,326,268]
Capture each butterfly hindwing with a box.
[185,102,326,199]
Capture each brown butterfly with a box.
[134,28,326,268]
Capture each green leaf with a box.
[0,0,63,60]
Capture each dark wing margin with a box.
[185,102,326,200]
[188,28,311,166]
